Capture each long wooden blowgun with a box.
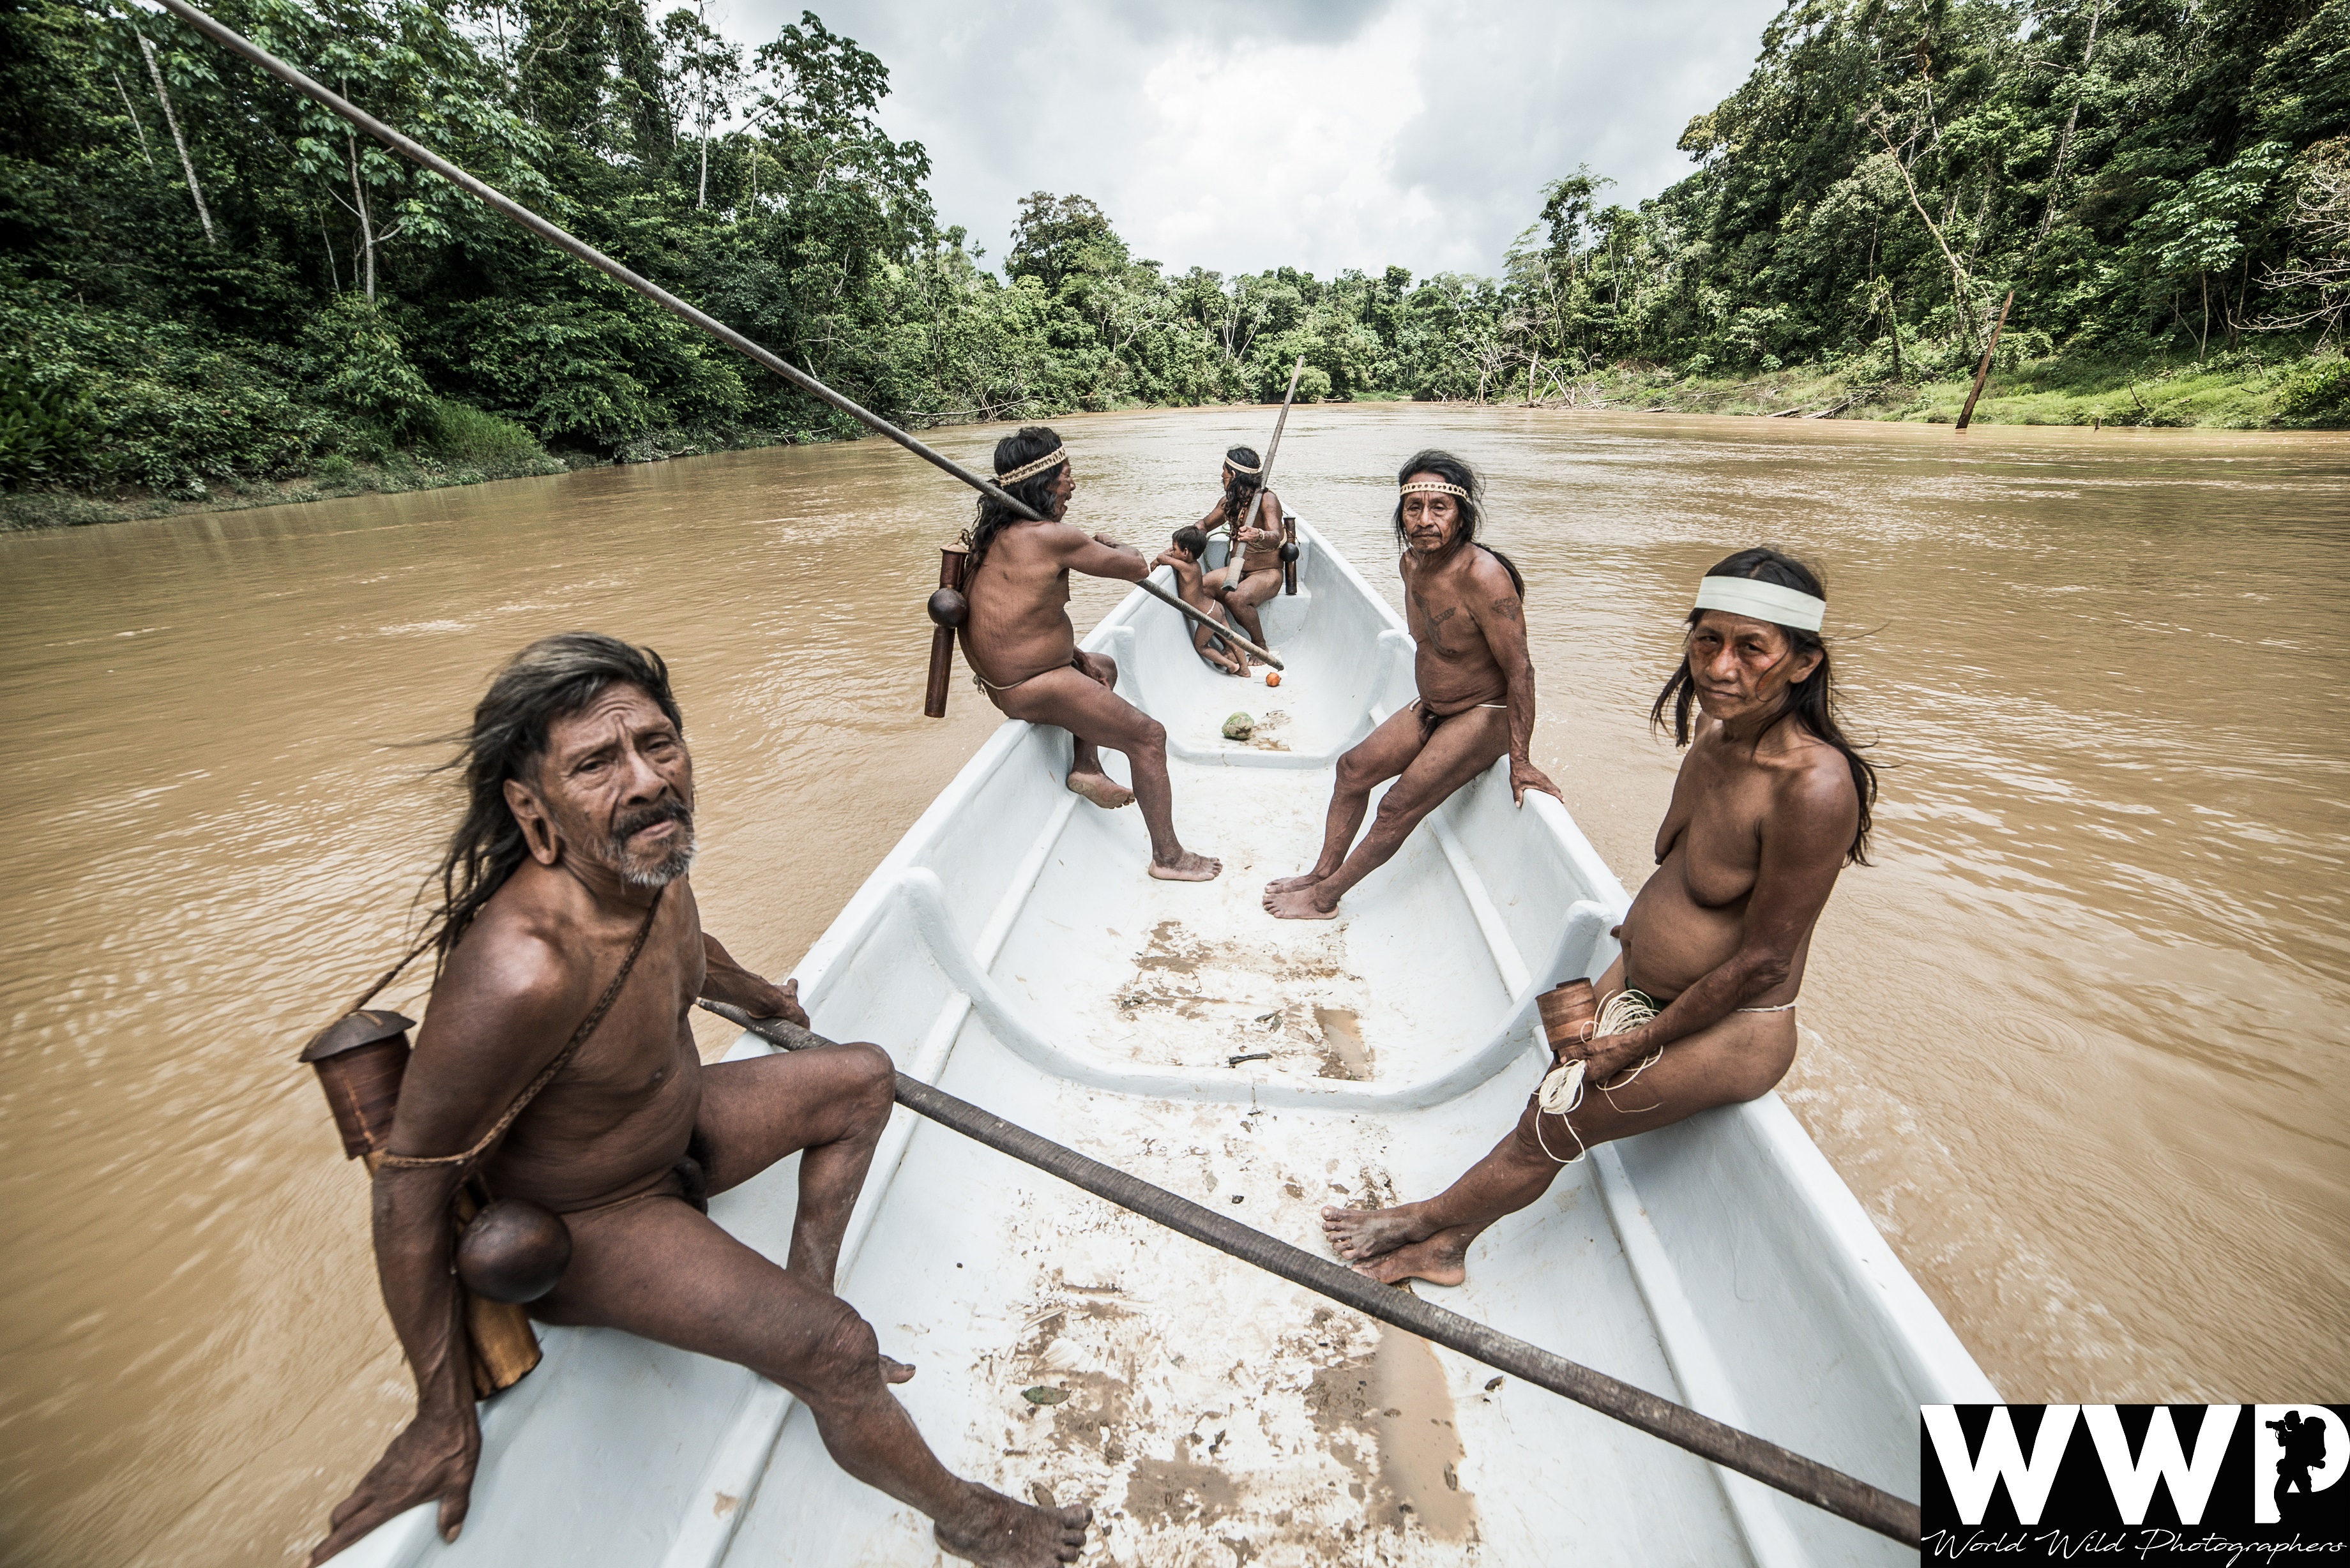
[1228,355,1306,600]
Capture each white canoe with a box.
[347,521,1996,1568]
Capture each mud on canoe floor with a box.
[1110,919,1378,1083]
[938,1092,1491,1567]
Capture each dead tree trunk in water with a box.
[1955,289,2013,431]
[139,33,215,245]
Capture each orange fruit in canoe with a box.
[1266,672,1282,687]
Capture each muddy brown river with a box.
[3,406,2344,1565]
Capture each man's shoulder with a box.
[1010,519,1094,555]
[439,881,596,1023]
[1460,547,1519,596]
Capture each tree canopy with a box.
[3,0,2344,497]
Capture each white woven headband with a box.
[1224,456,1261,475]
[1399,479,1471,500]
[997,446,1068,485]
[1693,575,1825,633]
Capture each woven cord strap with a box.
[377,886,665,1173]
[349,929,439,1013]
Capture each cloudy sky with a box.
[725,0,1780,280]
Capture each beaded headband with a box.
[1693,575,1826,633]
[1224,456,1261,475]
[997,446,1069,485]
[1399,479,1471,500]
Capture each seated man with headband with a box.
[1264,450,1558,919]
[1321,548,1879,1286]
[960,425,1221,881]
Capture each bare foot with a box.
[1322,1203,1431,1263]
[881,1355,915,1385]
[1263,884,1339,919]
[1263,870,1326,896]
[1350,1228,1474,1288]
[1148,850,1222,882]
[934,1484,1092,1566]
[1066,769,1134,810]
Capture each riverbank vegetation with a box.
[3,0,2345,526]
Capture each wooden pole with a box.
[1955,289,2014,432]
[1218,354,1305,644]
[1228,354,1305,571]
[148,0,1279,672]
[704,1000,1923,1548]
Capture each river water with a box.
[2,406,2344,1565]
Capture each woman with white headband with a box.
[1191,443,1286,658]
[1324,547,1881,1289]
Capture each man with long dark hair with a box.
[311,634,1093,1567]
[962,425,1220,881]
[1322,548,1878,1288]
[1264,451,1559,919]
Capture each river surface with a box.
[2,406,2344,1565]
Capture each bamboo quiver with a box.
[924,545,970,719]
[1536,979,1599,1062]
[299,1011,543,1396]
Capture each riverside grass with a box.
[4,349,2336,531]
[1561,345,2346,430]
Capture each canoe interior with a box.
[345,524,1994,1568]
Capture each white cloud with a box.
[720,0,1779,280]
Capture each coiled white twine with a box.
[1534,990,1666,1165]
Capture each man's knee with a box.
[1370,783,1430,834]
[837,1040,895,1120]
[1334,746,1381,793]
[792,1297,883,1398]
[1135,714,1167,753]
[1508,1101,1577,1168]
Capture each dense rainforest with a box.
[1,0,2346,514]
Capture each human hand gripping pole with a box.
[697,998,1923,1548]
[144,0,1278,677]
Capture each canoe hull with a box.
[344,520,1991,1568]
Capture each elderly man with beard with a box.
[310,634,1093,1568]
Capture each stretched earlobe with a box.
[503,779,561,866]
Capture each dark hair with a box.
[1171,525,1209,560]
[968,425,1067,574]
[1649,548,1877,863]
[1221,445,1262,525]
[428,633,683,960]
[1391,448,1524,597]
